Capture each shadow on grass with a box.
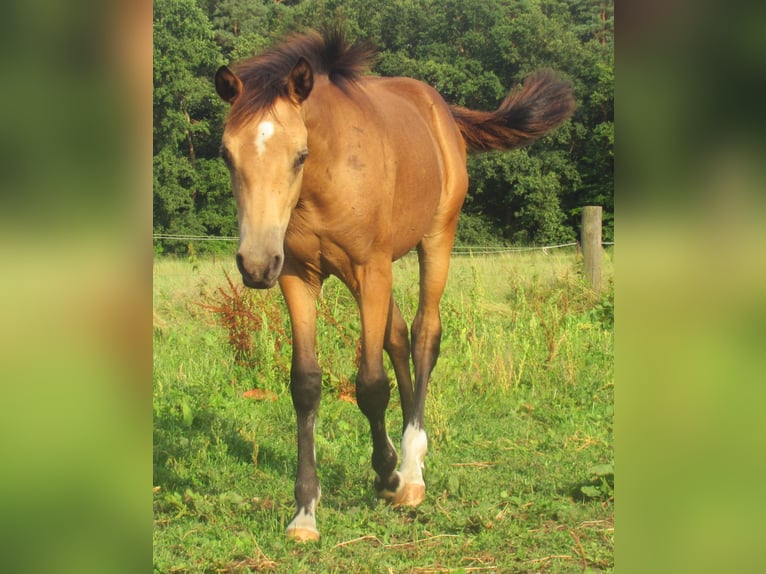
[565,465,614,503]
[152,405,294,493]
[153,403,382,509]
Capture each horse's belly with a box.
[390,178,442,258]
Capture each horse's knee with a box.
[290,367,322,413]
[355,369,390,419]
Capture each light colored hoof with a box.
[392,482,426,508]
[286,526,320,542]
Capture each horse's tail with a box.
[450,70,575,153]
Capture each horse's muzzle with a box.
[236,251,283,289]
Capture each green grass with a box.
[153,248,613,573]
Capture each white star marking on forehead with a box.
[254,121,275,156]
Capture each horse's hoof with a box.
[392,482,426,508]
[286,526,320,542]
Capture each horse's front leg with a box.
[279,271,322,542]
[352,263,402,499]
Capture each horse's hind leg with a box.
[395,219,459,507]
[352,262,402,498]
[385,294,414,427]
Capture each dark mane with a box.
[227,28,376,128]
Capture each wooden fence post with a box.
[581,206,602,293]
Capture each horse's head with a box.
[215,58,313,289]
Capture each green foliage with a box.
[466,147,579,245]
[578,463,615,500]
[590,277,615,328]
[153,0,613,247]
[454,212,504,246]
[153,0,234,253]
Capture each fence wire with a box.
[153,234,612,255]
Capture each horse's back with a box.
[363,76,466,162]
[360,77,469,255]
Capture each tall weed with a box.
[197,269,289,373]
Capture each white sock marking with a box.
[287,497,318,534]
[400,424,428,485]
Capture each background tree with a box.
[153,0,613,252]
[153,0,234,253]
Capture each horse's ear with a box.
[215,66,242,104]
[288,57,314,104]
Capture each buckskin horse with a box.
[214,28,574,541]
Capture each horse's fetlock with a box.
[371,443,398,477]
[374,470,401,496]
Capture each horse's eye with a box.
[294,150,309,171]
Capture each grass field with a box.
[153,247,613,573]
